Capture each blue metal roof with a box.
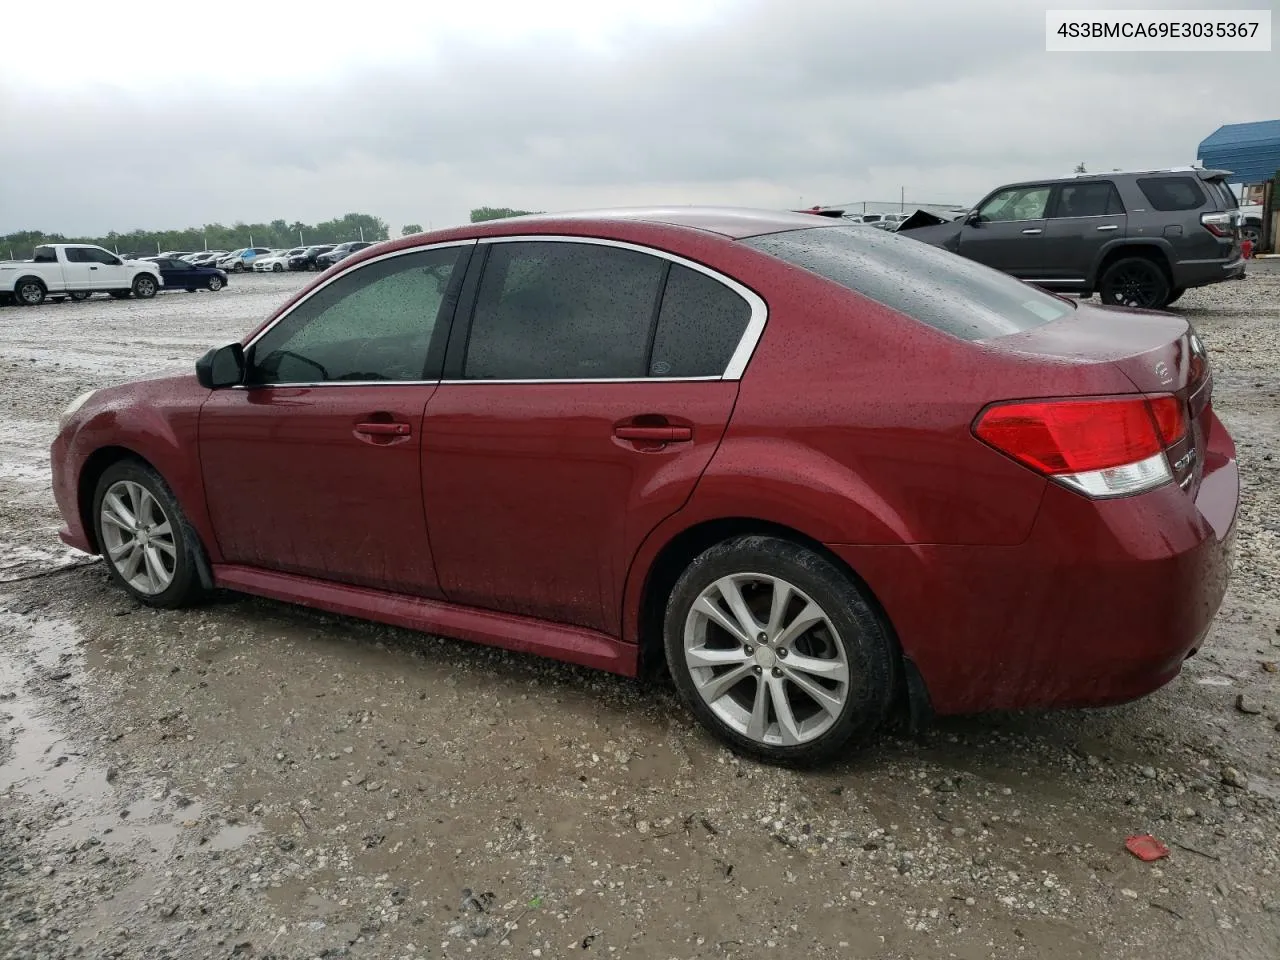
[1198,119,1280,184]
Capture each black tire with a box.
[663,535,896,766]
[185,287,197,293]
[232,261,244,273]
[50,296,66,304]
[1164,287,1186,306]
[1242,222,1261,246]
[132,274,158,299]
[272,263,283,273]
[14,277,46,306]
[1096,256,1171,310]
[92,459,206,609]
[109,291,131,300]
[69,291,91,302]
[207,275,224,292]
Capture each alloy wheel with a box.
[1105,262,1162,307]
[683,573,850,747]
[99,480,177,595]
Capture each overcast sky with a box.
[1,0,1274,236]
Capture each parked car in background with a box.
[49,208,1238,765]
[185,251,227,267]
[289,245,334,271]
[253,248,305,272]
[1,244,163,305]
[899,167,1246,309]
[146,257,229,292]
[314,240,373,269]
[158,250,197,259]
[216,247,273,273]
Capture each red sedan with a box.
[50,208,1239,765]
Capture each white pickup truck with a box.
[0,244,164,306]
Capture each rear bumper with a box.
[1175,255,1246,289]
[830,411,1239,715]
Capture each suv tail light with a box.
[974,395,1188,498]
[1200,212,1235,238]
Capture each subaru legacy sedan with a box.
[50,207,1238,765]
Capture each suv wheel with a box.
[664,535,896,766]
[1097,257,1170,310]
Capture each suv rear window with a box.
[1137,177,1206,211]
[742,225,1071,341]
[1206,179,1238,209]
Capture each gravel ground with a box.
[1,268,1278,960]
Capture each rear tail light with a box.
[974,395,1187,498]
[1200,212,1235,238]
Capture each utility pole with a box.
[358,226,365,241]
[299,229,304,246]
[900,186,905,212]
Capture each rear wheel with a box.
[92,460,206,609]
[1097,256,1171,310]
[15,277,46,306]
[69,291,91,302]
[132,274,157,299]
[664,536,896,766]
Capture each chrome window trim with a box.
[236,233,768,388]
[242,239,479,352]
[478,234,767,381]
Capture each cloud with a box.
[1,0,1273,235]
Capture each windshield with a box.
[742,225,1072,341]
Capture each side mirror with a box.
[964,210,982,226]
[196,342,246,389]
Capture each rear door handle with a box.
[614,425,692,442]
[1096,224,1119,231]
[355,422,410,436]
[1021,228,1042,235]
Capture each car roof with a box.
[457,206,840,240]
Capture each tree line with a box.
[1,212,392,260]
[2,207,544,260]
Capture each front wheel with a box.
[207,275,224,292]
[1097,257,1170,310]
[1242,223,1261,246]
[93,460,206,609]
[272,263,283,273]
[132,274,158,299]
[664,535,896,766]
[232,262,244,273]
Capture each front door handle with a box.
[90,266,99,270]
[1021,228,1042,235]
[356,422,410,436]
[1096,224,1119,231]
[614,425,692,442]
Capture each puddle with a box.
[0,609,259,864]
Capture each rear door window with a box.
[1051,181,1124,218]
[743,225,1071,342]
[1137,177,1207,211]
[463,241,666,380]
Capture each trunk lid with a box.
[982,301,1211,495]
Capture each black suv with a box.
[900,168,1245,309]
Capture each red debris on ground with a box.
[1125,834,1170,862]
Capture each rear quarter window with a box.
[742,225,1071,341]
[1137,177,1207,211]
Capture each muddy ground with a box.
[1,267,1278,960]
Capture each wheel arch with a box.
[77,444,214,589]
[631,515,929,727]
[1088,241,1174,288]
